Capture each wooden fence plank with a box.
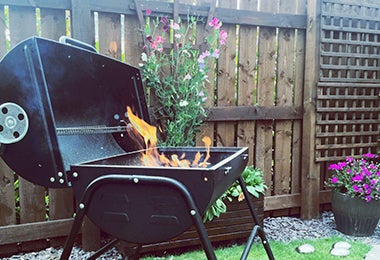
[39,7,74,230]
[291,0,307,195]
[127,1,307,29]
[0,5,6,58]
[18,177,46,252]
[8,5,36,47]
[0,218,74,245]
[40,7,67,40]
[0,0,69,9]
[274,0,295,197]
[237,0,258,166]
[216,0,237,147]
[18,179,44,216]
[195,0,216,146]
[39,10,72,236]
[48,188,73,247]
[255,0,277,196]
[98,12,121,59]
[264,190,332,211]
[123,13,142,67]
[70,0,99,252]
[0,159,15,226]
[206,106,302,121]
[70,0,93,44]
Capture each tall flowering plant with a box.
[326,153,380,202]
[139,10,227,146]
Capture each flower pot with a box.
[332,190,380,236]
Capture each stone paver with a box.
[365,244,380,260]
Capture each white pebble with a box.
[296,243,315,254]
[333,241,351,250]
[330,248,350,257]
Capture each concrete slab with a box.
[365,244,380,260]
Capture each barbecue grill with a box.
[0,36,274,260]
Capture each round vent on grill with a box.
[0,102,29,144]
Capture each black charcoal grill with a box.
[0,37,273,260]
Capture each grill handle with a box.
[59,36,97,53]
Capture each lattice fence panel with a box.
[316,0,380,162]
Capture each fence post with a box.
[301,0,321,219]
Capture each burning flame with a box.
[126,106,211,167]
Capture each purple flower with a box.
[369,164,377,170]
[363,153,378,159]
[331,177,339,184]
[161,16,170,32]
[351,174,363,182]
[197,50,210,66]
[352,185,361,192]
[365,195,372,202]
[328,162,347,171]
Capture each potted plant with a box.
[325,153,380,236]
[203,165,267,223]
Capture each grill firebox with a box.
[0,37,273,260]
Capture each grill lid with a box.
[0,37,149,188]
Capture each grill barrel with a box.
[69,147,248,244]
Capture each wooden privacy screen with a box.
[316,0,380,162]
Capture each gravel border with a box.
[1,211,379,259]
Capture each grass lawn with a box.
[141,236,371,260]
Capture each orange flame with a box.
[126,106,211,167]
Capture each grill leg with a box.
[60,201,88,260]
[87,238,119,260]
[237,177,274,260]
[189,206,216,260]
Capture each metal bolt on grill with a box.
[0,36,273,260]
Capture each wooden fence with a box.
[0,0,378,256]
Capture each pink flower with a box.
[197,50,210,64]
[211,49,220,58]
[199,90,207,102]
[151,42,158,50]
[150,36,164,51]
[171,22,180,30]
[146,9,152,15]
[331,177,339,184]
[219,30,228,45]
[208,17,221,29]
[155,36,164,44]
